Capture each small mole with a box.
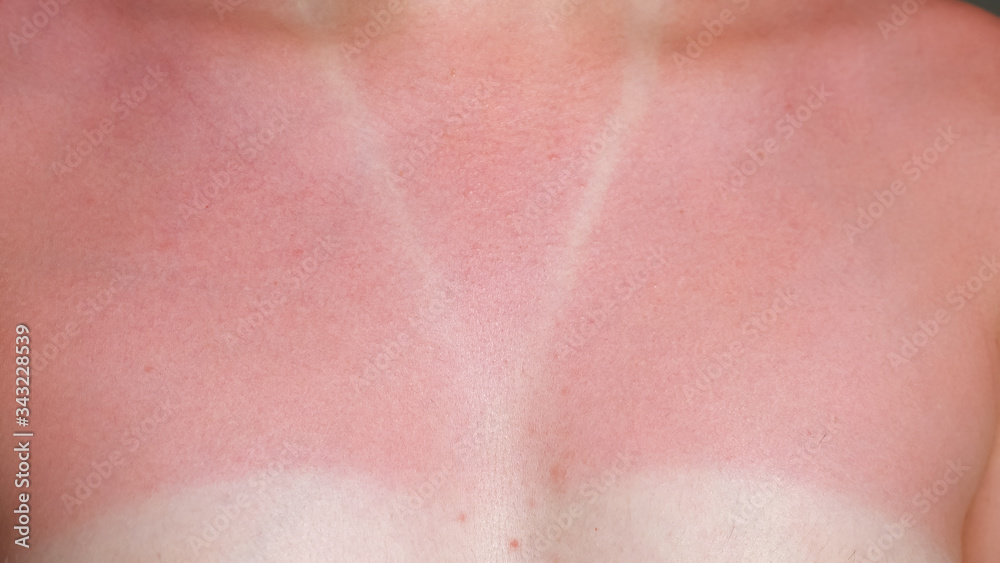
[509,539,520,549]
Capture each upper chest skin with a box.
[1,1,999,560]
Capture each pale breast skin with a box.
[1,0,999,561]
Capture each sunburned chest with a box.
[16,126,998,553]
[13,179,996,563]
[5,22,999,558]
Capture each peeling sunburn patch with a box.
[36,467,956,562]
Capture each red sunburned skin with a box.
[1,0,999,560]
[4,0,640,536]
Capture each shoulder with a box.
[891,5,1000,561]
[862,0,1000,133]
[878,0,1000,98]
[826,1,1000,235]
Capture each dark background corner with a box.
[962,0,1000,16]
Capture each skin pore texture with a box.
[2,0,1000,561]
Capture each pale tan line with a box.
[319,60,463,385]
[330,75,436,280]
[493,33,656,557]
[455,53,658,557]
[525,39,655,374]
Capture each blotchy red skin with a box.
[1,0,999,558]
